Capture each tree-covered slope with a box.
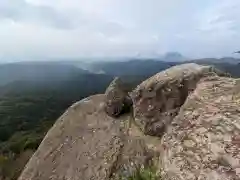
[0,73,113,180]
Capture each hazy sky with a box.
[0,0,240,61]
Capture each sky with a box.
[0,0,240,61]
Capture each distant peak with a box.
[163,52,186,62]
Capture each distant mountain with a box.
[0,62,89,86]
[1,58,240,87]
[189,57,240,64]
[90,57,240,78]
[162,52,186,62]
[184,58,240,77]
[90,60,179,77]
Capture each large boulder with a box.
[160,76,240,180]
[18,95,152,180]
[130,63,225,136]
[104,77,132,117]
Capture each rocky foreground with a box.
[19,64,240,180]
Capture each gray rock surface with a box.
[18,95,152,180]
[104,77,132,117]
[130,63,224,136]
[160,76,240,180]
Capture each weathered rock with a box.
[111,137,155,179]
[130,63,224,136]
[18,95,151,180]
[160,76,240,180]
[105,77,132,117]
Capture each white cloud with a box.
[0,0,240,61]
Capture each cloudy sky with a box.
[0,0,240,61]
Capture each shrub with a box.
[120,165,161,180]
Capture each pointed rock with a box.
[104,77,132,117]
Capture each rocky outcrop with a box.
[19,63,240,180]
[104,77,132,117]
[18,95,152,180]
[130,63,224,136]
[160,76,240,180]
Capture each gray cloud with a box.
[0,0,74,29]
[0,0,240,61]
